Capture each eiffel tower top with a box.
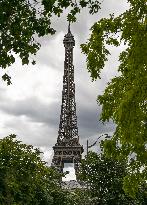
[63,22,75,47]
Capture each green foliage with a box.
[51,189,87,205]
[42,0,101,19]
[81,0,147,197]
[0,0,101,84]
[2,73,12,85]
[79,151,137,204]
[0,135,63,205]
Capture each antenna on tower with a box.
[68,21,71,33]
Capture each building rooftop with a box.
[62,180,86,190]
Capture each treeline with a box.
[0,135,146,205]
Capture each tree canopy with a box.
[0,0,100,84]
[0,135,64,204]
[79,151,147,204]
[0,135,146,204]
[81,0,147,197]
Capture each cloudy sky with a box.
[0,0,129,180]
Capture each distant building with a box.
[62,180,86,190]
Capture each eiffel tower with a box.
[52,23,84,177]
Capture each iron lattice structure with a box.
[52,24,84,176]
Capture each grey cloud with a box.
[36,33,64,69]
[4,118,57,147]
[78,103,115,139]
[0,96,60,128]
[0,90,115,143]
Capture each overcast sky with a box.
[0,0,129,180]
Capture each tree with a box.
[0,134,64,205]
[136,183,147,205]
[0,0,100,84]
[52,189,90,205]
[81,0,147,197]
[79,151,138,204]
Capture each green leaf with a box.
[2,73,12,85]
